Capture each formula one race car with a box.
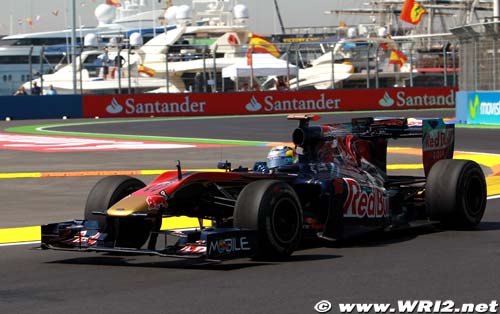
[41,115,487,261]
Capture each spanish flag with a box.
[379,37,397,52]
[106,0,121,6]
[138,64,156,77]
[247,33,280,65]
[389,49,408,67]
[400,0,427,25]
[379,42,390,51]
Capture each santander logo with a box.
[102,96,207,115]
[245,96,263,112]
[106,98,124,114]
[379,92,395,107]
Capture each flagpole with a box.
[71,0,77,94]
[250,46,254,90]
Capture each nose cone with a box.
[107,195,148,216]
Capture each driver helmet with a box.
[267,145,297,169]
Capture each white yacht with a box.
[262,26,415,91]
[313,35,414,89]
[326,0,495,36]
[137,0,251,93]
[24,0,252,95]
[0,0,168,95]
[22,49,169,95]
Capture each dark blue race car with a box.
[41,114,487,261]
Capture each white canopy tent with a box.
[222,53,297,78]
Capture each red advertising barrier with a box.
[82,87,457,118]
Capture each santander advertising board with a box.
[82,88,456,118]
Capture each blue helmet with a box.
[267,146,297,169]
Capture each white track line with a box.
[0,241,40,247]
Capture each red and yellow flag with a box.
[247,33,280,66]
[400,0,427,25]
[106,0,122,7]
[138,64,155,77]
[389,49,408,67]
[379,42,390,51]
[26,17,33,27]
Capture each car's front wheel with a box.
[84,176,149,248]
[233,180,303,260]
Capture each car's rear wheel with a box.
[426,159,487,228]
[85,176,148,247]
[234,180,303,260]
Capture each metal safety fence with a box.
[451,20,500,91]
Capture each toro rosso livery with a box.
[41,115,487,260]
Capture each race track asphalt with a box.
[1,109,499,314]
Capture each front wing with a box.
[41,220,257,261]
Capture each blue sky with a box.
[0,0,369,36]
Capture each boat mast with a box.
[496,0,500,21]
[273,0,286,34]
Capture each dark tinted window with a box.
[0,56,35,63]
[11,37,80,46]
[0,39,18,46]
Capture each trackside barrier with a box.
[82,88,457,118]
[0,95,83,120]
[456,91,500,125]
[0,88,456,121]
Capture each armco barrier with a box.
[82,87,457,118]
[456,91,500,125]
[0,88,456,121]
[0,95,83,120]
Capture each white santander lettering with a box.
[263,94,340,112]
[123,96,206,115]
[395,90,455,107]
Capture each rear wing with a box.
[356,117,454,175]
[288,115,455,176]
[351,117,424,138]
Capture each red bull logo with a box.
[343,178,388,218]
[423,128,454,151]
[146,195,167,210]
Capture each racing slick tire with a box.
[84,176,148,247]
[426,159,487,228]
[233,180,303,260]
